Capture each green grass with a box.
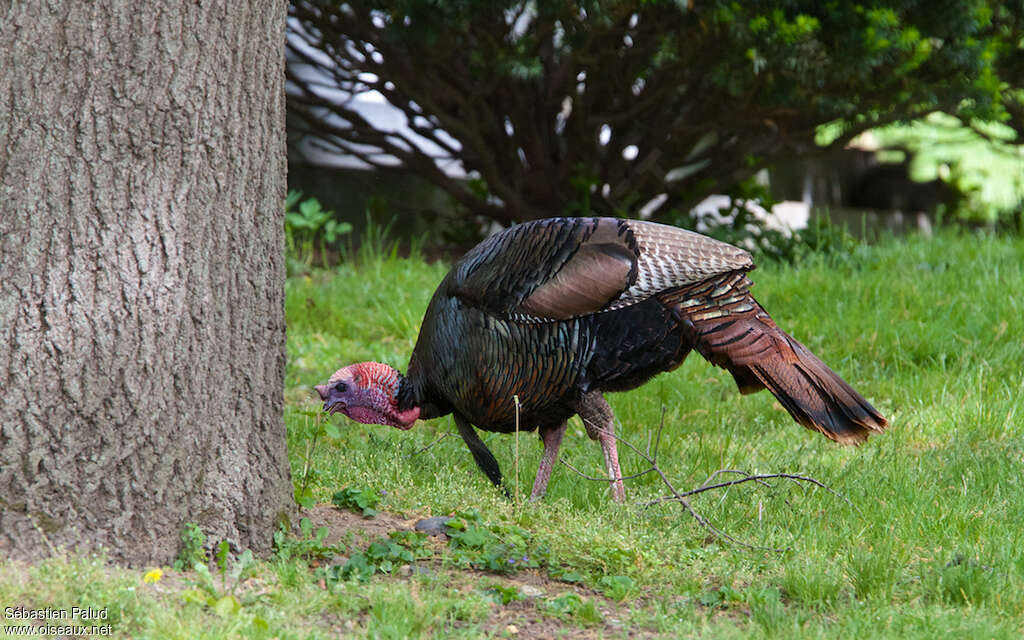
[4,230,1024,638]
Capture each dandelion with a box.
[143,568,163,583]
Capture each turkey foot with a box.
[530,421,567,501]
[576,392,626,503]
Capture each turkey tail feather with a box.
[664,273,888,444]
[743,336,887,443]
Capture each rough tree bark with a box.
[0,1,294,565]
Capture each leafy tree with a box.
[287,0,1024,224]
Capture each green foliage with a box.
[544,593,603,625]
[332,485,383,517]
[180,545,262,629]
[289,0,1023,229]
[292,410,340,508]
[337,540,414,581]
[846,540,902,601]
[670,179,866,265]
[352,207,412,263]
[174,522,207,571]
[597,574,637,601]
[780,556,844,608]
[669,179,794,259]
[922,554,998,606]
[356,582,492,638]
[867,112,1024,225]
[326,530,430,583]
[445,510,548,574]
[284,190,352,273]
[484,583,525,605]
[273,517,341,562]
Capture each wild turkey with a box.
[315,217,888,502]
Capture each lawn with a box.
[3,229,1023,638]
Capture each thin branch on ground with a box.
[405,432,452,458]
[644,472,851,507]
[559,406,849,551]
[557,457,657,483]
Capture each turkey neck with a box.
[395,367,423,415]
[396,356,449,421]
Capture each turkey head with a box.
[314,362,420,429]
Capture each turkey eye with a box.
[334,381,348,393]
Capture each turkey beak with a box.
[315,383,347,415]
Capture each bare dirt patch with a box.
[298,504,656,638]
[300,503,415,547]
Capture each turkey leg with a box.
[576,392,626,502]
[529,421,567,501]
[454,413,505,490]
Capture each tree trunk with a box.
[0,0,293,565]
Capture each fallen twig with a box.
[644,472,849,507]
[557,457,656,483]
[405,432,452,458]
[559,406,848,551]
